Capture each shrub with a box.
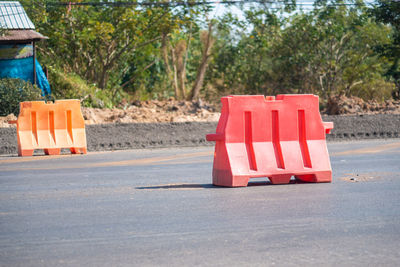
[0,78,43,116]
[349,79,395,102]
[47,66,125,108]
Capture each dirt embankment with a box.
[0,99,220,128]
[2,96,400,128]
[324,95,400,115]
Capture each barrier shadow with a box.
[247,179,301,186]
[136,183,217,190]
[136,179,305,190]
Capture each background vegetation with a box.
[0,79,43,115]
[16,0,400,106]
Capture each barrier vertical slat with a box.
[31,111,38,146]
[49,110,55,144]
[298,110,312,168]
[244,111,257,171]
[272,110,285,169]
[66,110,73,144]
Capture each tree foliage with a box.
[371,0,400,98]
[209,0,394,101]
[16,0,399,105]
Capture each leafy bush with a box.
[349,79,395,101]
[47,66,125,108]
[0,78,43,116]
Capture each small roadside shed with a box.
[0,1,50,95]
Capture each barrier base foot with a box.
[231,176,250,187]
[213,170,249,187]
[295,171,332,183]
[269,175,291,185]
[44,148,61,155]
[213,177,250,187]
[70,147,87,154]
[18,149,33,157]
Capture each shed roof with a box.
[0,29,47,43]
[0,1,35,30]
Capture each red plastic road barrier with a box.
[206,95,333,187]
[12,100,87,156]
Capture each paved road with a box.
[1,140,400,266]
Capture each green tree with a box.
[273,1,392,98]
[22,0,215,102]
[17,0,396,104]
[371,0,400,98]
[0,29,7,36]
[209,0,393,101]
[42,1,167,90]
[208,7,283,97]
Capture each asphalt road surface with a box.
[1,140,400,266]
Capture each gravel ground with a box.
[323,114,400,139]
[1,114,400,155]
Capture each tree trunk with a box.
[178,66,186,99]
[170,47,180,99]
[98,67,108,89]
[189,22,214,101]
[178,22,192,100]
[161,33,179,99]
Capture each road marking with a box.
[0,151,114,164]
[0,154,77,164]
[91,151,213,167]
[0,151,214,171]
[332,142,400,156]
[1,141,399,171]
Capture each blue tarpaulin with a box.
[0,44,51,96]
[0,57,51,95]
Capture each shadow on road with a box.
[136,179,303,190]
[136,183,216,190]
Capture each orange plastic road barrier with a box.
[206,95,333,187]
[11,100,87,156]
